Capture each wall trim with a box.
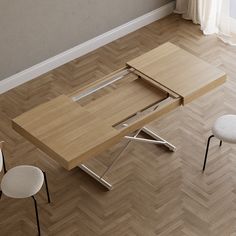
[0,1,175,94]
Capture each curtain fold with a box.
[175,0,236,45]
[174,0,188,14]
[174,0,200,24]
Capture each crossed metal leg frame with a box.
[79,126,176,190]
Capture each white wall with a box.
[0,0,172,81]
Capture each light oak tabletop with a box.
[12,42,226,170]
[127,42,226,104]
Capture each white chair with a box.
[0,141,51,235]
[202,115,236,171]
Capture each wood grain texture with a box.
[1,14,236,235]
[13,95,121,170]
[12,42,224,170]
[83,79,168,126]
[127,42,226,104]
[12,78,170,170]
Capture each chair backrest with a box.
[0,141,4,172]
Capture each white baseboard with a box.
[0,1,175,94]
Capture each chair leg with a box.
[202,135,214,172]
[2,152,7,173]
[43,171,51,203]
[32,196,41,236]
[219,140,223,147]
[0,190,2,199]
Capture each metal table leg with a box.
[79,126,176,190]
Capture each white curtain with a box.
[174,0,200,24]
[175,0,236,46]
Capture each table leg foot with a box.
[79,164,113,190]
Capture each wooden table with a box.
[12,42,226,190]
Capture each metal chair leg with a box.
[32,196,41,236]
[43,171,51,203]
[219,140,223,147]
[2,152,7,173]
[202,135,214,172]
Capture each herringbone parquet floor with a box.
[1,14,236,235]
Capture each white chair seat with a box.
[1,165,44,198]
[212,115,236,143]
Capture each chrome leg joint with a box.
[125,126,176,152]
[79,164,113,190]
